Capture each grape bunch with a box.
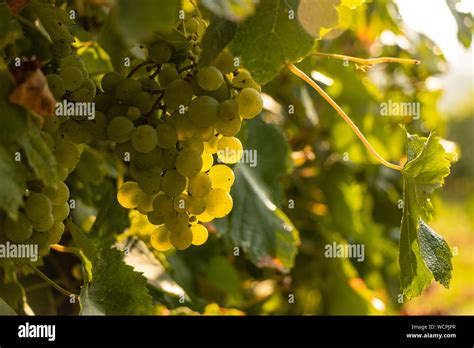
[97,18,264,251]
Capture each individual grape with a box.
[150,225,172,251]
[206,188,233,218]
[54,141,82,171]
[4,213,33,243]
[213,50,235,75]
[107,116,134,143]
[133,91,153,114]
[219,99,239,121]
[101,72,124,93]
[201,152,214,172]
[56,166,68,181]
[60,55,86,70]
[51,39,72,58]
[147,211,164,226]
[70,88,94,103]
[187,196,206,215]
[47,221,65,244]
[173,194,191,213]
[60,119,92,144]
[158,148,178,171]
[188,96,219,127]
[170,227,193,250]
[158,66,180,88]
[215,114,242,136]
[52,202,70,221]
[155,124,178,149]
[30,230,50,256]
[161,170,186,196]
[106,103,128,120]
[196,67,224,91]
[133,147,162,169]
[235,87,263,119]
[46,74,65,99]
[208,164,235,191]
[126,106,141,121]
[149,41,173,64]
[60,66,84,91]
[164,211,189,232]
[196,211,214,223]
[188,172,211,197]
[94,93,115,112]
[43,115,60,134]
[115,78,141,104]
[114,141,135,163]
[41,180,70,205]
[136,190,155,213]
[152,194,174,217]
[25,193,52,221]
[232,70,252,87]
[182,137,204,154]
[204,135,219,154]
[32,213,55,232]
[191,224,208,246]
[138,77,159,93]
[216,136,243,164]
[193,125,214,141]
[175,113,195,141]
[138,170,162,195]
[184,17,200,34]
[117,181,141,209]
[81,78,97,94]
[191,45,201,55]
[131,125,158,153]
[175,149,203,177]
[164,79,193,111]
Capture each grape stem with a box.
[146,92,165,117]
[287,63,403,171]
[127,60,154,78]
[311,52,420,66]
[26,263,78,298]
[51,244,80,255]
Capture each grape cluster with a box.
[101,19,264,251]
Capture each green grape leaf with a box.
[0,145,26,220]
[399,130,454,298]
[0,297,17,315]
[222,118,299,272]
[229,0,314,84]
[18,130,57,186]
[116,0,179,44]
[79,246,153,315]
[198,17,237,67]
[97,7,126,72]
[77,42,113,75]
[446,0,472,48]
[297,0,340,38]
[201,0,257,22]
[29,0,74,42]
[0,2,23,49]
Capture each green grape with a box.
[193,125,214,141]
[219,99,239,121]
[106,103,128,120]
[126,106,141,121]
[158,148,178,170]
[187,196,206,215]
[56,165,68,181]
[152,194,174,217]
[81,78,97,94]
[51,39,72,58]
[46,74,65,99]
[52,202,70,221]
[208,164,235,191]
[101,72,124,93]
[175,113,195,141]
[184,17,200,34]
[188,172,211,197]
[60,55,86,71]
[150,225,172,251]
[147,211,164,226]
[164,211,189,232]
[196,211,214,223]
[155,124,178,149]
[133,147,162,169]
[47,221,65,244]
[70,88,94,103]
[32,213,55,232]
[170,227,193,250]
[60,119,92,144]
[191,45,201,55]
[54,141,82,171]
[191,224,208,246]
[60,66,84,91]
[136,190,155,213]
[4,213,33,243]
[182,137,204,154]
[213,50,235,75]
[215,114,242,136]
[138,77,159,92]
[107,116,135,143]
[133,91,153,114]
[43,115,60,133]
[201,152,214,172]
[196,67,224,91]
[164,79,193,111]
[41,131,55,150]
[216,136,243,164]
[175,148,203,177]
[115,78,141,104]
[236,87,263,119]
[25,193,53,221]
[206,188,233,218]
[158,66,180,88]
[88,111,108,140]
[41,180,70,205]
[131,125,158,153]
[204,135,219,154]
[188,96,219,127]
[173,194,191,213]
[138,169,163,195]
[94,93,115,112]
[232,70,252,86]
[149,41,173,64]
[161,170,186,196]
[30,230,50,256]
[117,181,141,209]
